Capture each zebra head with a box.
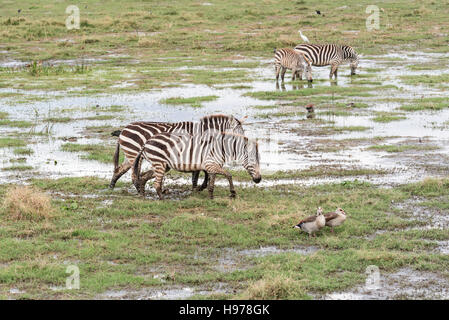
[342,46,359,76]
[200,114,245,135]
[229,115,245,135]
[350,55,359,75]
[244,138,261,184]
[343,45,359,75]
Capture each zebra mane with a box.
[200,114,235,123]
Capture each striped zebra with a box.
[110,114,245,192]
[274,48,312,82]
[294,44,359,79]
[132,131,261,199]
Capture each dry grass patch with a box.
[239,274,308,300]
[1,185,54,221]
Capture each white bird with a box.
[298,30,309,43]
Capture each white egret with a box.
[298,30,309,43]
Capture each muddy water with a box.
[0,51,448,186]
[325,267,449,300]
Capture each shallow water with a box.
[325,267,449,300]
[0,51,448,186]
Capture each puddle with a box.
[325,267,449,300]
[395,198,449,229]
[98,283,230,300]
[239,245,319,257]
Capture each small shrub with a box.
[2,186,53,221]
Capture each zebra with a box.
[132,131,261,199]
[274,48,312,82]
[109,114,245,192]
[294,44,359,79]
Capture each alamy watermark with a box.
[366,5,380,31]
[66,265,80,290]
[365,265,380,290]
[65,5,80,30]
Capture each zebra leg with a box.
[153,164,167,200]
[297,66,303,81]
[140,168,154,194]
[131,156,144,192]
[291,68,297,81]
[275,65,280,82]
[281,67,287,82]
[198,170,209,192]
[206,166,236,198]
[330,63,338,80]
[224,171,236,198]
[109,161,132,189]
[306,65,313,82]
[192,171,199,190]
[207,173,216,199]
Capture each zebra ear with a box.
[240,115,249,123]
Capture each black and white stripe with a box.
[274,48,312,82]
[133,131,261,199]
[110,114,245,190]
[118,115,244,162]
[294,44,359,79]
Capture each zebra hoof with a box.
[229,192,236,199]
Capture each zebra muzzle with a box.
[253,176,261,184]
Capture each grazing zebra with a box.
[110,114,245,192]
[294,44,359,79]
[132,131,261,199]
[274,48,312,82]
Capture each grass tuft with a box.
[239,275,309,300]
[1,186,53,221]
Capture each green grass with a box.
[254,167,388,180]
[160,95,219,108]
[1,0,448,62]
[13,147,33,155]
[45,117,72,123]
[367,144,439,153]
[400,98,449,112]
[401,74,449,86]
[335,102,369,109]
[245,86,396,100]
[326,126,371,133]
[60,143,122,164]
[0,138,27,148]
[372,112,407,123]
[2,176,449,299]
[1,0,449,300]
[1,165,33,171]
[0,119,34,128]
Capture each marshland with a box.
[0,0,449,300]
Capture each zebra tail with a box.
[273,48,277,54]
[113,141,120,172]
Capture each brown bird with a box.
[293,207,325,237]
[305,103,315,112]
[324,208,347,233]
